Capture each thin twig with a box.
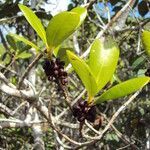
[0,103,13,117]
[56,89,86,119]
[84,0,97,10]
[54,130,72,149]
[12,101,28,115]
[93,91,140,140]
[103,115,139,149]
[18,53,43,88]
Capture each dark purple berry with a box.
[63,72,67,77]
[43,57,68,92]
[59,65,64,70]
[43,60,51,76]
[54,70,59,75]
[72,100,96,123]
[59,69,64,75]
[86,106,96,122]
[43,60,50,69]
[78,116,85,122]
[54,64,58,70]
[50,60,55,67]
[79,101,86,108]
[48,76,53,81]
[83,107,89,113]
[61,78,68,85]
[72,105,81,117]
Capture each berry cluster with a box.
[72,100,96,122]
[43,58,68,86]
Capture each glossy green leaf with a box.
[95,77,150,104]
[16,51,32,59]
[88,38,119,92]
[67,51,97,96]
[9,34,39,51]
[71,7,87,27]
[142,30,150,56]
[46,12,80,48]
[18,4,47,44]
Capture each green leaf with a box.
[0,44,5,58]
[67,51,97,96]
[142,30,150,56]
[9,34,39,51]
[132,56,146,69]
[6,35,17,50]
[55,47,74,66]
[16,41,31,52]
[18,4,47,44]
[111,74,122,84]
[95,77,150,104]
[46,12,80,48]
[88,38,119,92]
[16,51,32,59]
[71,7,87,27]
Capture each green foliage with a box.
[16,51,32,59]
[6,35,17,50]
[9,34,39,51]
[18,4,47,45]
[88,38,119,92]
[46,7,87,49]
[67,37,149,103]
[131,56,146,69]
[95,77,150,104]
[0,44,5,58]
[1,1,150,149]
[67,50,97,96]
[5,34,33,60]
[71,7,87,27]
[142,30,150,57]
[55,48,74,66]
[18,4,87,57]
[67,37,119,97]
[46,12,80,49]
[105,133,119,142]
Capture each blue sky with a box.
[97,2,150,19]
[49,0,150,18]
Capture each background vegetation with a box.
[0,0,150,149]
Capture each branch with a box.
[32,108,45,150]
[74,91,141,149]
[18,53,43,88]
[84,0,97,10]
[0,72,16,88]
[103,115,138,149]
[116,18,150,34]
[56,89,86,119]
[0,103,13,117]
[0,83,36,101]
